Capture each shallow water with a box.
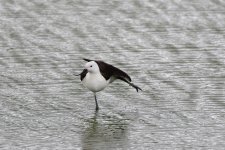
[0,0,225,149]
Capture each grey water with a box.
[0,0,225,149]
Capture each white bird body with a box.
[82,72,109,92]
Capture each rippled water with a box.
[1,0,225,149]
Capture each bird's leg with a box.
[94,93,99,111]
[118,77,142,92]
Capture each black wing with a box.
[95,61,131,82]
[98,61,142,92]
[83,58,130,81]
[77,69,88,81]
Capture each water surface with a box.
[0,0,225,149]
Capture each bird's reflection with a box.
[82,111,129,150]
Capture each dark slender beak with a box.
[74,69,87,76]
[74,73,81,76]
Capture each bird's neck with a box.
[88,71,100,75]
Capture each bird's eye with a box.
[90,65,92,67]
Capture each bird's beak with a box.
[74,73,81,76]
[74,69,87,76]
[74,71,83,76]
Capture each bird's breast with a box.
[82,73,109,92]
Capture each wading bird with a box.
[76,58,142,111]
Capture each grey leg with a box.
[94,93,99,111]
[118,78,142,92]
[128,82,142,92]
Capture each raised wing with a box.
[95,61,131,82]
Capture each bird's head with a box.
[85,61,99,73]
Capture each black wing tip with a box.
[128,76,132,82]
[83,58,106,63]
[83,58,92,62]
[124,73,132,82]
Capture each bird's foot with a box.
[129,82,142,92]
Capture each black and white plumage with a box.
[77,58,142,111]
